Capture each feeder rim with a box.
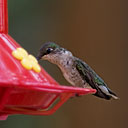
[0,81,96,94]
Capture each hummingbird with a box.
[37,42,118,100]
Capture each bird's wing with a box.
[75,58,103,88]
[74,58,118,100]
[75,58,111,98]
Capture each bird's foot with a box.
[70,93,81,99]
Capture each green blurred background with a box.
[0,0,127,128]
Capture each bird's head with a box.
[37,42,71,64]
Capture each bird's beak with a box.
[36,54,42,61]
[36,56,41,61]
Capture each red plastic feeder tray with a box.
[0,0,96,120]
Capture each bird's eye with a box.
[46,48,53,54]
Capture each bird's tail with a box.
[107,88,119,99]
[94,85,119,100]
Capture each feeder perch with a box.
[0,0,96,120]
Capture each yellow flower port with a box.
[12,48,41,73]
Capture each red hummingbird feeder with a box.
[0,0,96,120]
